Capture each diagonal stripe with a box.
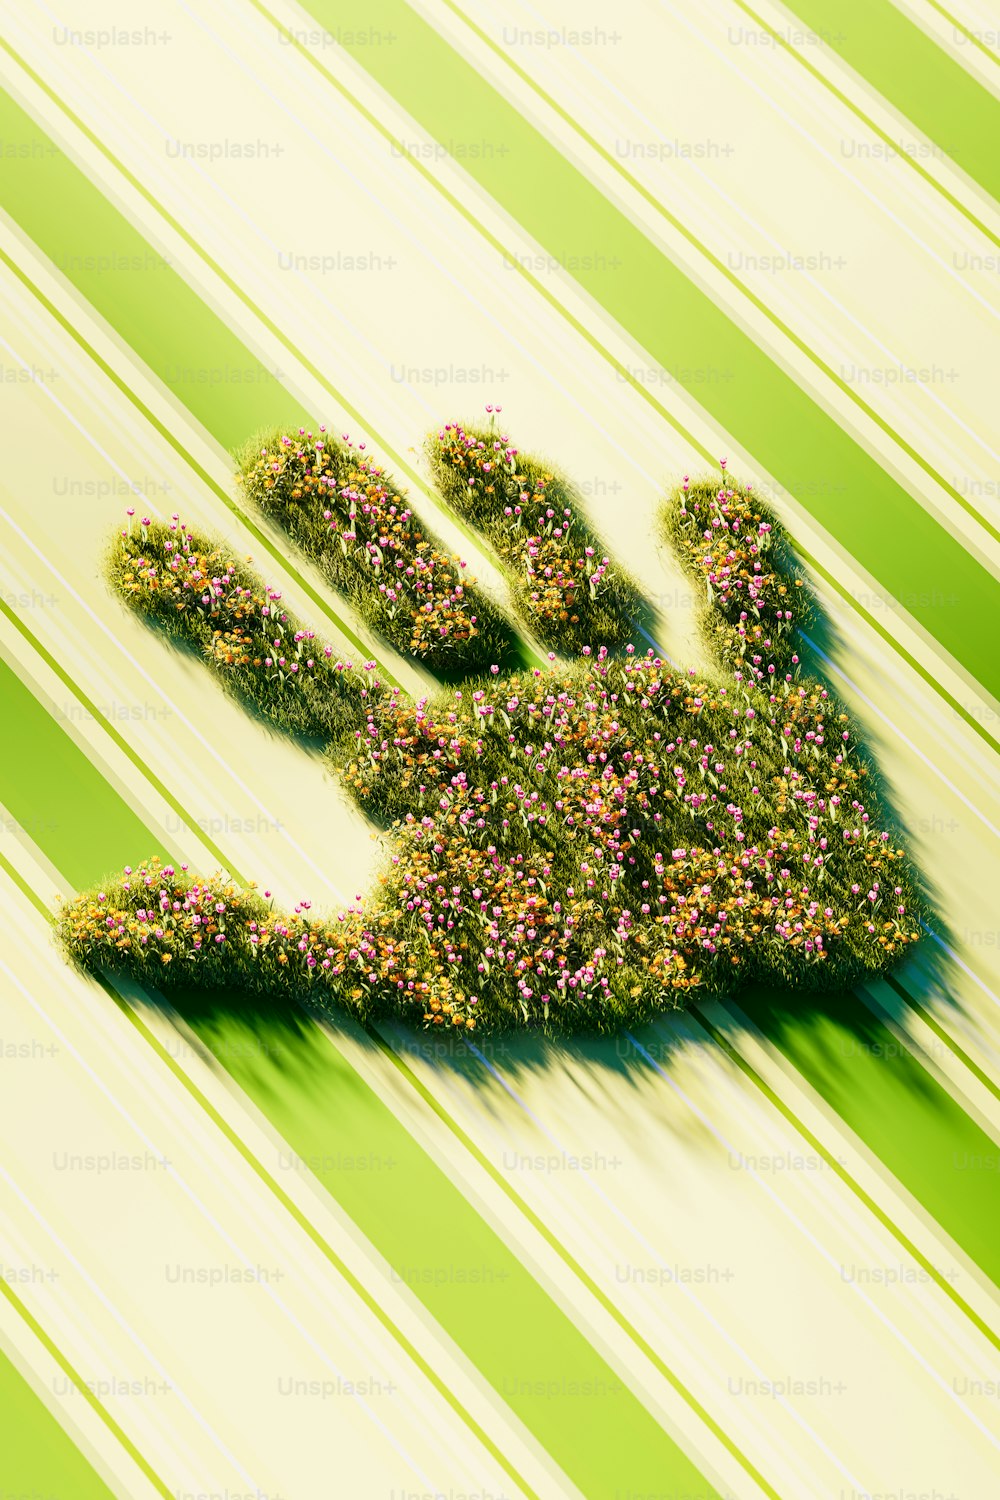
[777,0,1000,198]
[229,0,1000,533]
[2,49,998,758]
[0,819,578,1500]
[0,851,547,1500]
[0,1274,174,1500]
[731,988,1000,1288]
[1,5,995,804]
[7,93,1000,1194]
[5,20,1000,1476]
[5,219,995,1278]
[3,146,995,1302]
[0,611,729,1494]
[425,0,1000,547]
[0,199,728,1476]
[5,799,779,1500]
[860,982,1000,1139]
[3,325,995,1350]
[1,240,995,1494]
[381,1006,1000,1484]
[0,49,542,668]
[3,5,995,1494]
[0,851,549,1500]
[13,252,995,1494]
[859,0,1000,90]
[0,625,162,882]
[887,975,1000,1108]
[233,0,1000,699]
[722,0,1000,241]
[1,301,995,1464]
[626,1026,1000,1446]
[0,1339,122,1500]
[915,0,1000,68]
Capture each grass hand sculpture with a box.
[60,411,921,1035]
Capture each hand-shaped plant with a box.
[60,413,920,1034]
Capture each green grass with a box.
[61,428,921,1035]
[106,513,393,743]
[427,419,646,652]
[236,427,517,676]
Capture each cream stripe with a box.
[0,1297,163,1500]
[5,0,1000,1308]
[3,13,998,745]
[0,290,773,1500]
[3,2,995,1488]
[1,331,1000,1500]
[0,298,749,1496]
[344,1020,861,1499]
[5,105,1000,1056]
[705,998,1000,1313]
[0,882,531,1498]
[888,0,1000,92]
[716,0,1000,198]
[861,981,1000,1138]
[141,0,1000,561]
[383,1013,1000,1495]
[3,313,995,1500]
[4,225,1000,1091]
[914,0,1000,65]
[0,820,577,1500]
[1,172,1000,1104]
[424,0,1000,539]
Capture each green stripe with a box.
[5,191,986,1490]
[0,844,543,1500]
[0,86,299,454]
[884,974,1000,1107]
[10,547,999,1479]
[5,555,998,1487]
[0,646,162,887]
[919,0,1000,68]
[0,45,536,669]
[0,654,722,1497]
[0,1338,120,1500]
[367,1025,786,1498]
[4,43,996,1290]
[693,1005,1000,1355]
[733,988,1000,1290]
[780,0,1000,201]
[260,0,1000,701]
[725,0,1000,248]
[0,1277,173,1500]
[2,70,997,755]
[194,1000,728,1498]
[0,244,403,690]
[3,32,995,1464]
[435,0,1000,545]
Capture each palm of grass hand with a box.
[60,411,920,1034]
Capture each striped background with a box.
[0,0,998,1495]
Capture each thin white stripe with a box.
[9,5,1000,729]
[0,952,439,1490]
[0,329,352,902]
[656,0,1000,324]
[27,0,673,520]
[439,0,1000,471]
[801,632,1000,841]
[626,1033,1000,1453]
[465,1038,871,1495]
[922,923,1000,1012]
[3,187,995,1488]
